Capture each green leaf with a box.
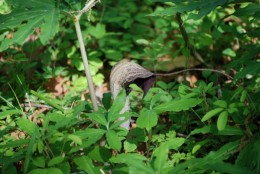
[0,139,29,148]
[32,156,45,168]
[37,141,44,154]
[216,126,243,136]
[28,168,48,174]
[71,58,84,71]
[136,39,150,45]
[240,90,247,103]
[106,130,121,151]
[136,108,158,131]
[0,1,48,29]
[88,146,112,162]
[74,156,98,174]
[93,73,105,86]
[48,156,64,167]
[149,5,194,16]
[167,138,185,150]
[110,153,153,173]
[154,98,203,114]
[0,109,23,119]
[14,17,44,44]
[151,138,185,172]
[0,17,43,51]
[71,101,89,115]
[85,111,107,126]
[102,92,112,110]
[108,89,126,122]
[192,140,209,154]
[47,167,63,174]
[189,125,244,136]
[149,0,227,19]
[0,0,58,51]
[60,162,70,174]
[88,23,106,39]
[24,129,37,173]
[203,162,254,174]
[222,48,236,57]
[189,126,212,136]
[232,3,260,17]
[217,111,228,131]
[68,134,82,145]
[16,118,39,136]
[124,141,137,153]
[205,141,240,161]
[151,142,169,173]
[236,139,260,173]
[201,108,224,122]
[234,61,260,79]
[213,100,227,108]
[105,49,123,60]
[68,133,105,154]
[73,128,106,139]
[108,112,131,129]
[39,7,59,44]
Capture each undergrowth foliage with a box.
[0,0,259,174]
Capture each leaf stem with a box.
[145,129,152,158]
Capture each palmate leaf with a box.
[0,0,59,51]
[39,4,59,44]
[0,0,56,29]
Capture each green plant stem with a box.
[44,139,54,158]
[176,12,210,67]
[74,16,98,111]
[145,130,152,158]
